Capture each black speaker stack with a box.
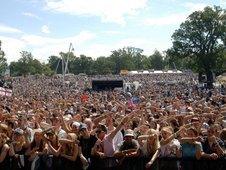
[92,79,123,91]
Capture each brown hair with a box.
[0,133,9,144]
[188,127,198,136]
[161,126,174,134]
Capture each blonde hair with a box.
[0,133,9,144]
[84,118,93,130]
[161,126,174,134]
[66,133,78,156]
[67,133,77,141]
[146,129,160,154]
[146,129,158,136]
[0,124,9,133]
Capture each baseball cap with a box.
[72,121,80,128]
[79,123,87,131]
[46,130,55,136]
[14,128,24,135]
[124,129,134,137]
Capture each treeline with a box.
[0,6,225,77]
[0,45,176,76]
[8,48,166,76]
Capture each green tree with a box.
[149,50,165,70]
[60,52,76,74]
[0,49,7,76]
[216,49,226,74]
[142,56,152,69]
[48,55,62,74]
[165,52,197,70]
[110,47,144,74]
[93,57,114,75]
[10,51,33,76]
[10,51,50,76]
[167,6,226,87]
[41,64,54,76]
[70,55,94,75]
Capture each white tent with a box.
[167,70,173,73]
[128,70,183,75]
[129,71,138,75]
[143,70,149,74]
[154,70,163,74]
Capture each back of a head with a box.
[98,124,107,133]
[146,128,158,136]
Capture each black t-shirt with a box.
[79,135,97,159]
[119,139,139,151]
[202,138,224,154]
[0,145,10,170]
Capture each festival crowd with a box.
[0,73,226,170]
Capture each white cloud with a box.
[143,13,187,26]
[22,31,96,61]
[184,2,207,12]
[22,12,41,20]
[103,31,123,35]
[23,32,96,61]
[41,25,50,34]
[1,32,172,64]
[44,0,148,25]
[0,24,22,34]
[21,31,95,46]
[79,43,114,58]
[143,2,207,27]
[115,38,170,55]
[0,31,96,63]
[220,0,226,6]
[0,36,26,62]
[116,38,150,48]
[77,37,171,59]
[76,38,151,59]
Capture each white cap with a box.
[72,121,80,128]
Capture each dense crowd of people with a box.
[0,73,226,170]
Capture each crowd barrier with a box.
[5,155,226,170]
[89,156,226,170]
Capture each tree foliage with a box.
[0,50,7,76]
[3,5,226,78]
[93,57,114,75]
[10,51,53,76]
[149,50,164,70]
[167,6,226,75]
[46,47,164,75]
[48,55,62,74]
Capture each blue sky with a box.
[0,0,225,63]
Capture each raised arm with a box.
[146,148,160,169]
[137,135,149,146]
[48,142,61,157]
[59,114,71,133]
[93,114,107,127]
[108,114,131,140]
[0,144,9,163]
[160,126,186,146]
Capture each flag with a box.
[0,87,12,97]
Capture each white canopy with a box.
[128,70,182,75]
